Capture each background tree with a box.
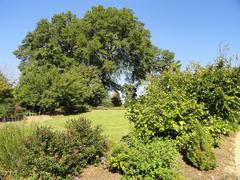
[15,62,59,113]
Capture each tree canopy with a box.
[14,6,178,113]
[14,6,177,90]
[15,62,105,114]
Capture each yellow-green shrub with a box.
[108,137,178,179]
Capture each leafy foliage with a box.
[128,59,240,146]
[111,91,122,107]
[186,62,240,124]
[100,94,113,107]
[15,63,105,114]
[186,125,217,170]
[108,136,178,180]
[127,57,239,171]
[0,72,15,118]
[122,83,137,107]
[128,72,218,147]
[20,118,107,179]
[14,6,166,90]
[153,49,181,73]
[14,6,180,114]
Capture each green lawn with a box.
[21,109,129,143]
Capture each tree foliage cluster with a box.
[111,91,122,107]
[122,83,137,107]
[0,72,15,118]
[15,63,105,114]
[13,6,177,114]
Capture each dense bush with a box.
[20,118,107,179]
[186,62,240,125]
[0,72,15,119]
[129,59,239,140]
[186,125,217,170]
[127,58,239,171]
[0,123,35,178]
[122,83,137,107]
[108,136,178,179]
[16,63,106,114]
[127,74,221,147]
[111,91,122,107]
[101,94,113,107]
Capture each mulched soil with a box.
[79,164,121,180]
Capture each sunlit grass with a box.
[7,109,130,144]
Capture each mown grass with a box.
[4,109,129,144]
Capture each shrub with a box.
[127,60,239,171]
[0,123,35,178]
[20,117,108,179]
[0,72,15,119]
[101,95,113,107]
[127,76,220,148]
[186,63,240,125]
[111,91,122,107]
[108,136,178,180]
[128,60,240,147]
[186,125,217,170]
[122,83,137,107]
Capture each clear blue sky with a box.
[0,0,239,80]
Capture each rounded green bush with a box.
[108,136,178,179]
[20,117,108,179]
